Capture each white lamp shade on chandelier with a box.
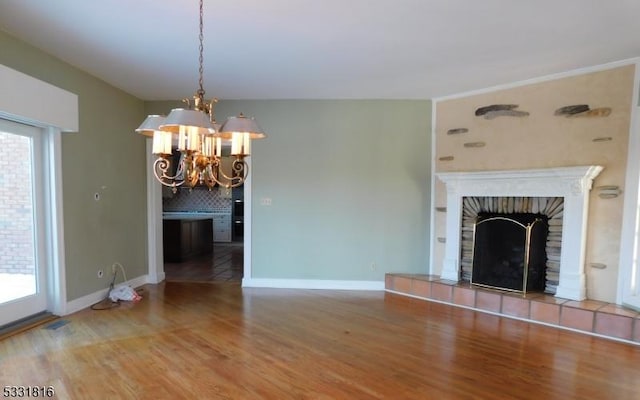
[160,108,217,135]
[220,114,266,157]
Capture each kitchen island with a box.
[162,213,213,262]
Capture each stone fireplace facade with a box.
[436,166,603,301]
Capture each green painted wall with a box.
[2,24,433,295]
[0,30,148,300]
[209,100,431,281]
[147,100,432,280]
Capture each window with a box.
[0,119,48,325]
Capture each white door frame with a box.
[0,120,66,321]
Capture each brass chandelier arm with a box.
[153,153,249,191]
[215,158,249,188]
[153,157,186,192]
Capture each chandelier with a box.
[135,0,266,191]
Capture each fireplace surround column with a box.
[436,166,603,301]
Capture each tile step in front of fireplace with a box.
[385,273,640,345]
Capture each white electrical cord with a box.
[91,262,128,310]
[111,262,127,284]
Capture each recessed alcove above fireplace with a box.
[436,166,603,301]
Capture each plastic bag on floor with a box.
[109,285,142,302]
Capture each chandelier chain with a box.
[198,0,204,95]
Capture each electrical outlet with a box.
[371,262,376,271]
[97,269,104,278]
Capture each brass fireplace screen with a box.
[471,214,548,295]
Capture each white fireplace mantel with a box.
[436,165,603,301]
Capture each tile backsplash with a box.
[163,187,232,212]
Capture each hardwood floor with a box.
[1,282,639,399]
[164,242,243,282]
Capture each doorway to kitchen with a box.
[146,145,252,285]
[160,185,244,283]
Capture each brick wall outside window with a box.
[0,132,35,275]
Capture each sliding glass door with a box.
[0,119,48,327]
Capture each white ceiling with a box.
[1,0,639,101]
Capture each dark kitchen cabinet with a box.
[163,218,213,262]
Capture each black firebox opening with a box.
[471,212,549,293]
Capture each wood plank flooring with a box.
[1,282,639,399]
[164,242,243,282]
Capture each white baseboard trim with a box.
[147,271,165,285]
[242,278,384,291]
[63,275,149,315]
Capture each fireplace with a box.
[471,211,548,294]
[436,166,603,301]
[461,197,563,294]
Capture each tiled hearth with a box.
[386,273,640,345]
